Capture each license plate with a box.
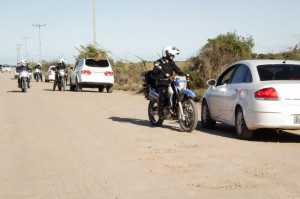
[294,115,300,124]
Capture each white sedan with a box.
[45,66,56,82]
[201,59,300,139]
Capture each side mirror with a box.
[207,79,216,86]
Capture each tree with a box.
[74,44,109,64]
[189,32,254,88]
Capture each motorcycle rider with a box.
[152,46,185,118]
[53,59,67,90]
[18,60,31,88]
[33,63,42,81]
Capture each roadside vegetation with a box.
[34,33,300,101]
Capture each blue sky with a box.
[1,0,300,65]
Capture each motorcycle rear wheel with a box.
[179,99,198,132]
[62,79,66,91]
[148,101,164,126]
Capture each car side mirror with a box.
[207,79,216,86]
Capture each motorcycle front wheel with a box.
[178,99,198,132]
[62,79,66,91]
[22,78,27,93]
[148,101,164,126]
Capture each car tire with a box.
[107,85,113,93]
[98,86,104,92]
[235,107,254,140]
[201,100,216,129]
[70,81,76,91]
[76,78,82,92]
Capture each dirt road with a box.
[0,72,300,199]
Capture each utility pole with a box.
[16,44,22,63]
[21,37,30,61]
[33,24,46,66]
[93,0,96,47]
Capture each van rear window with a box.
[85,59,109,67]
[257,64,300,81]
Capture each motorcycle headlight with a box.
[178,81,187,90]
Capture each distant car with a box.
[2,65,11,73]
[201,59,300,139]
[70,58,114,92]
[45,66,56,82]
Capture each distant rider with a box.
[18,60,31,88]
[33,63,42,81]
[54,59,67,89]
[152,46,185,118]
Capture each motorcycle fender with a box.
[179,89,196,101]
[148,89,159,103]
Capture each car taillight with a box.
[81,70,91,75]
[254,87,280,100]
[105,71,113,76]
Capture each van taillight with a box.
[105,71,113,76]
[81,70,91,75]
[254,87,280,100]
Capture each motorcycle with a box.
[18,70,30,93]
[53,69,67,91]
[141,66,198,132]
[34,68,42,82]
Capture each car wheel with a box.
[76,78,82,92]
[107,85,114,93]
[235,107,254,140]
[69,81,76,91]
[98,86,104,92]
[201,100,216,129]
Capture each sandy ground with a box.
[0,72,300,199]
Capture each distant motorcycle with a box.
[141,66,198,132]
[53,69,67,91]
[34,68,42,82]
[18,70,30,93]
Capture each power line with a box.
[32,24,46,66]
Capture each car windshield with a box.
[257,64,300,81]
[85,59,109,67]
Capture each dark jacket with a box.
[55,63,67,72]
[19,65,30,72]
[34,65,42,70]
[152,59,185,85]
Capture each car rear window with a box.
[257,64,300,81]
[85,59,109,67]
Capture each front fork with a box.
[170,84,185,121]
